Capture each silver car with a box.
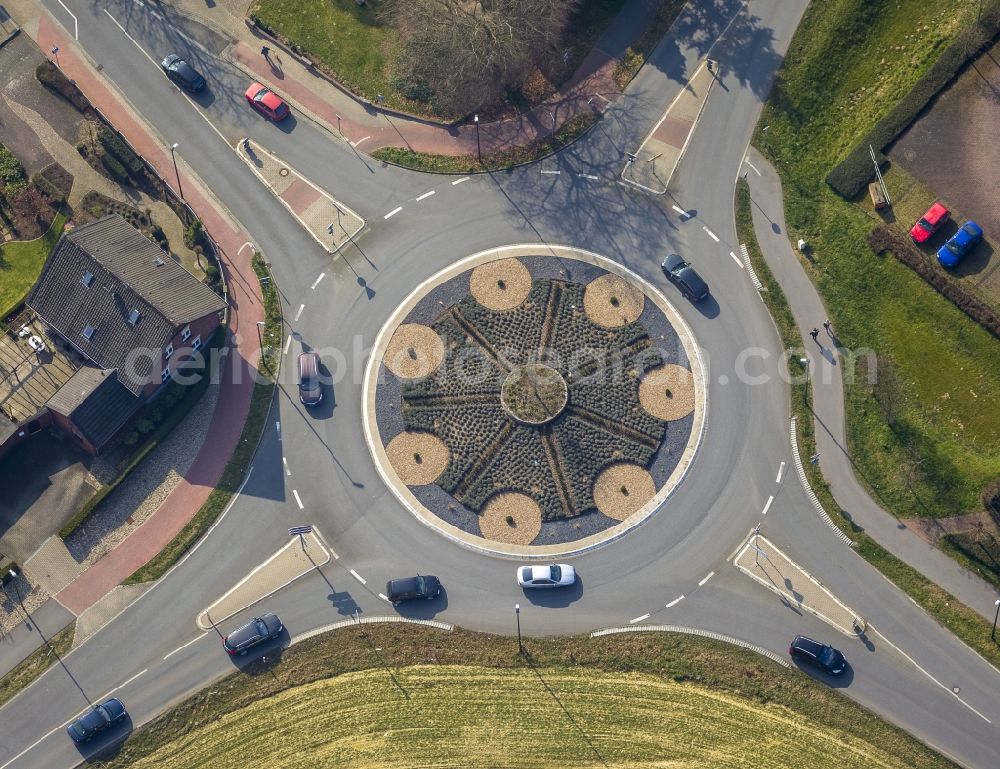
[517,564,576,588]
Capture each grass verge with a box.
[94,625,954,769]
[735,179,1000,670]
[0,212,66,318]
[371,112,596,173]
[0,624,74,709]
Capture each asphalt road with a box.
[1,0,997,767]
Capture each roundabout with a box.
[363,245,707,557]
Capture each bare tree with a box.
[383,0,579,115]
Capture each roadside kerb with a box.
[734,533,864,637]
[196,529,330,630]
[236,138,365,254]
[621,60,716,195]
[292,616,453,646]
[790,417,855,546]
[592,625,790,667]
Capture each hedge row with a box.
[100,152,129,184]
[34,61,91,113]
[867,226,1000,339]
[98,125,144,180]
[826,3,1000,199]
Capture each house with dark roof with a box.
[8,214,227,455]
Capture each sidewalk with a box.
[744,146,999,621]
[170,0,661,156]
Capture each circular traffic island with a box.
[365,246,706,555]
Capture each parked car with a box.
[910,201,949,244]
[517,564,576,588]
[222,613,283,655]
[297,351,322,406]
[245,82,289,121]
[936,220,983,268]
[160,54,205,93]
[661,253,709,302]
[385,575,441,604]
[66,697,127,743]
[789,635,847,675]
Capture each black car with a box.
[661,253,709,302]
[386,575,441,604]
[223,612,283,655]
[789,634,847,674]
[66,697,127,743]
[161,54,206,93]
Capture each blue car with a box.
[937,220,983,268]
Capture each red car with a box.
[910,202,949,243]
[244,82,289,121]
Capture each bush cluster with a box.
[98,125,144,181]
[827,4,1000,199]
[100,152,129,184]
[34,61,90,113]
[867,226,1000,339]
[0,144,28,195]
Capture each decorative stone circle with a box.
[583,273,644,327]
[593,464,656,521]
[365,246,706,554]
[500,364,568,425]
[383,324,445,379]
[385,432,449,485]
[639,364,696,420]
[478,493,542,545]
[470,258,532,311]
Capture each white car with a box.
[517,564,576,588]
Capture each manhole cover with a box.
[279,167,290,177]
[952,685,960,693]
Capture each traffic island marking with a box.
[196,529,330,630]
[733,533,862,636]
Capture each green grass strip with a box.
[0,212,66,319]
[0,624,74,709]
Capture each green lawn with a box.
[758,0,1000,519]
[0,213,65,318]
[94,626,956,769]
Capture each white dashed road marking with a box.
[283,334,292,354]
[384,206,403,220]
[311,272,325,289]
[629,613,651,624]
[416,190,436,201]
[452,176,470,185]
[378,592,390,602]
[294,303,305,321]
[163,633,209,660]
[761,495,774,516]
[698,572,715,587]
[350,569,367,585]
[282,457,290,476]
[292,489,304,509]
[541,169,561,175]
[776,461,786,484]
[578,173,599,180]
[665,595,685,608]
[730,251,744,268]
[671,205,686,215]
[702,226,720,242]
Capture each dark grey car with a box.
[161,54,206,93]
[386,575,441,604]
[223,612,283,655]
[661,253,709,302]
[789,634,847,675]
[66,697,127,743]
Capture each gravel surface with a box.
[0,574,50,636]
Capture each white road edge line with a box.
[163,633,209,660]
[665,595,685,608]
[292,489,304,509]
[776,461,786,484]
[294,303,305,321]
[384,206,403,219]
[629,613,651,624]
[540,169,561,175]
[743,156,761,176]
[761,495,774,516]
[451,176,470,185]
[350,569,367,585]
[416,190,436,201]
[57,0,79,39]
[729,251,744,269]
[671,205,686,215]
[310,272,325,289]
[702,226,720,242]
[698,571,715,587]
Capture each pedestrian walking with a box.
[261,45,271,60]
[823,319,832,335]
[810,327,820,342]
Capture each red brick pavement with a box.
[32,16,264,614]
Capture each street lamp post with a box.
[473,114,481,164]
[515,603,523,654]
[51,46,60,68]
[256,320,266,368]
[799,356,809,412]
[169,143,184,200]
[992,599,1000,642]
[7,569,25,613]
